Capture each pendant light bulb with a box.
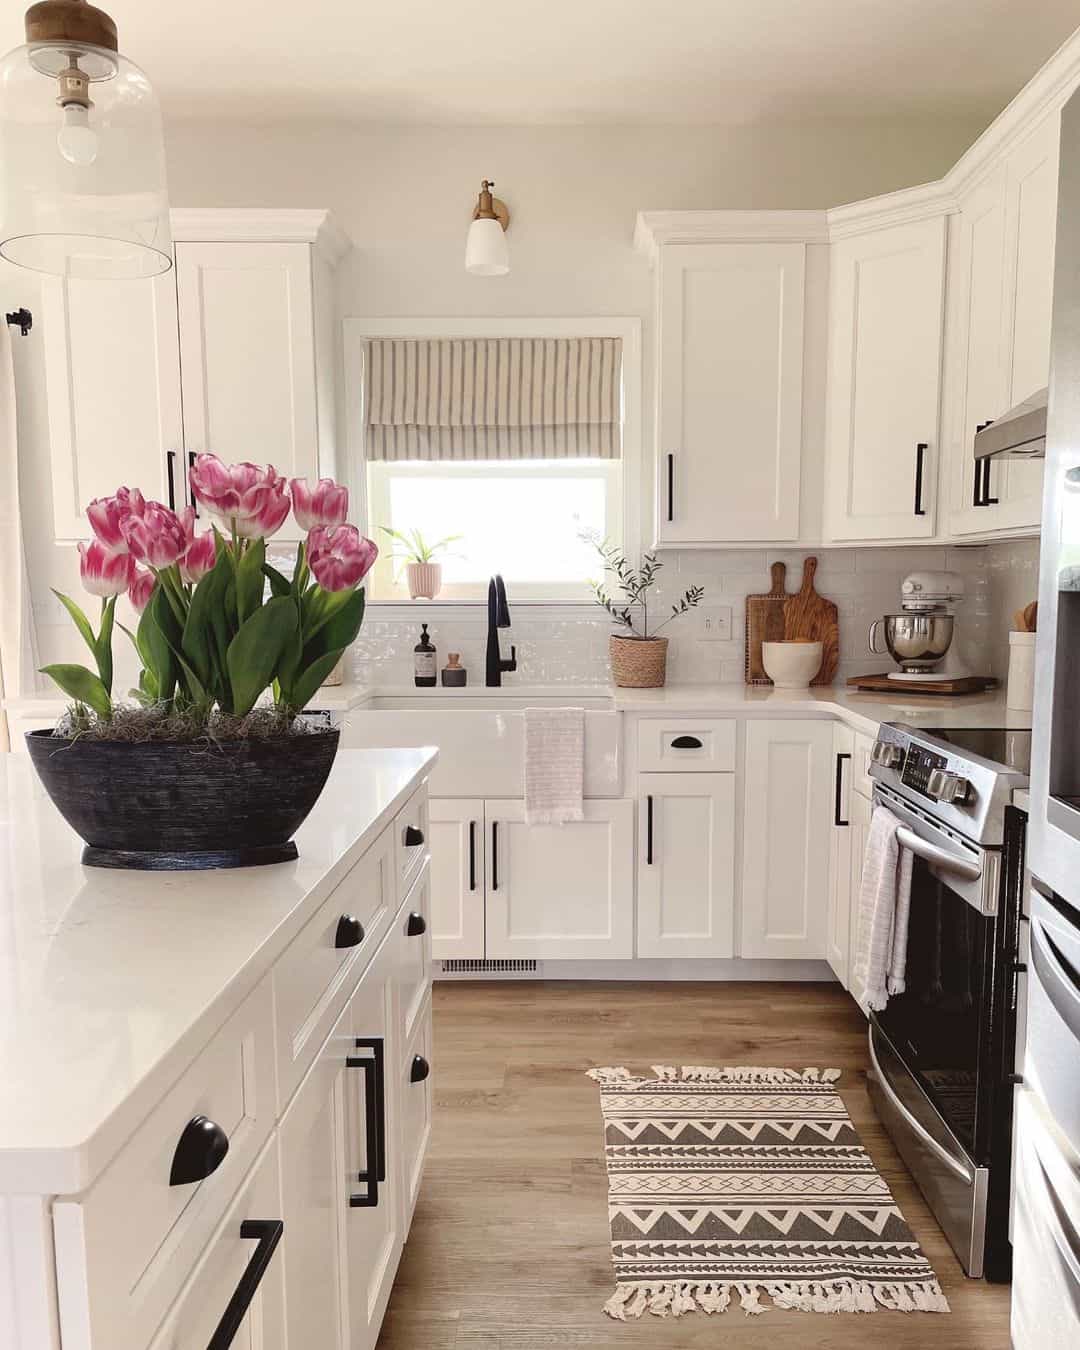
[57,101,97,164]
[465,179,510,277]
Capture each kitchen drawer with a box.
[53,978,276,1350]
[637,718,736,773]
[395,864,432,1046]
[274,824,393,1107]
[399,990,433,1230]
[147,1134,286,1350]
[854,732,875,799]
[394,785,431,900]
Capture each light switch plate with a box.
[697,606,732,641]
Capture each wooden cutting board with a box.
[744,562,788,686]
[847,673,998,696]
[783,557,839,687]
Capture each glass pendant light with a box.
[0,0,171,279]
[465,180,510,276]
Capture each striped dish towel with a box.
[853,805,913,1011]
[524,706,585,825]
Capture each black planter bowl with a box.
[26,727,340,871]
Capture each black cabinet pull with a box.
[834,752,851,828]
[347,1036,386,1206]
[468,819,477,892]
[973,456,983,507]
[404,824,424,848]
[170,1115,229,1186]
[206,1219,284,1350]
[187,450,199,515]
[491,820,499,891]
[670,734,703,750]
[166,450,177,511]
[410,1054,431,1083]
[406,911,426,937]
[914,442,927,516]
[334,914,364,948]
[982,457,998,506]
[666,453,675,523]
[646,795,654,865]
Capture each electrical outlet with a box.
[698,606,732,642]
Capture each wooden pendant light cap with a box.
[472,180,510,232]
[24,0,118,52]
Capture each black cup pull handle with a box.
[348,1035,386,1204]
[670,734,703,750]
[666,453,675,523]
[834,752,851,828]
[468,819,477,892]
[914,442,927,516]
[170,1115,229,1186]
[646,795,654,866]
[404,824,425,847]
[491,820,499,891]
[335,914,364,948]
[410,1054,431,1083]
[166,450,177,511]
[205,1219,284,1350]
[406,911,426,937]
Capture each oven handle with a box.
[867,1031,974,1185]
[895,825,982,881]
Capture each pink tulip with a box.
[180,529,218,584]
[307,525,378,592]
[127,566,157,613]
[120,499,189,568]
[86,486,145,555]
[290,477,349,532]
[189,453,291,539]
[79,540,135,597]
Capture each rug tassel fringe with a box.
[601,1279,950,1320]
[588,1065,844,1086]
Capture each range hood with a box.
[973,386,1047,460]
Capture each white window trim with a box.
[342,315,642,607]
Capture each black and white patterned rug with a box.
[587,1065,950,1319]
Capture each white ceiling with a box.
[90,1,1080,124]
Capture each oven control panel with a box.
[901,744,949,799]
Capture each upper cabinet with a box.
[822,215,947,542]
[42,209,348,542]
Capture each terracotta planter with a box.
[26,727,340,870]
[609,635,668,688]
[406,562,442,600]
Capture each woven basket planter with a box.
[609,635,668,688]
[406,562,443,600]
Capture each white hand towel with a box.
[524,706,585,825]
[853,804,914,1012]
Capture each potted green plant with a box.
[27,460,377,870]
[380,526,462,600]
[587,540,703,688]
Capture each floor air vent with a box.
[439,958,540,977]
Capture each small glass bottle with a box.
[441,652,467,687]
[414,623,437,687]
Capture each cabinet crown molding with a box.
[169,208,352,263]
[634,210,829,262]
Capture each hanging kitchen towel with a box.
[853,804,914,1011]
[524,706,585,825]
[0,317,40,750]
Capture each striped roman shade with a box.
[364,337,622,460]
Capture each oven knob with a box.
[871,739,904,768]
[926,769,972,805]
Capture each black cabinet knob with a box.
[404,825,425,847]
[335,914,365,948]
[170,1115,229,1186]
[410,1054,431,1083]
[406,912,427,937]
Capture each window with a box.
[348,323,640,604]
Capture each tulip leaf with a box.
[40,663,111,719]
[52,589,96,657]
[182,552,231,692]
[236,538,267,624]
[95,595,116,696]
[302,589,365,665]
[286,649,346,713]
[139,589,178,705]
[302,586,361,648]
[226,595,299,716]
[263,563,292,599]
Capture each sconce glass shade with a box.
[465,216,509,277]
[0,40,171,278]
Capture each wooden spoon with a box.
[1023,600,1038,632]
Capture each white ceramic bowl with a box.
[761,640,823,690]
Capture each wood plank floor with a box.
[378,981,1011,1349]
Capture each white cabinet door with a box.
[637,773,735,958]
[656,242,805,543]
[485,799,634,959]
[428,799,485,960]
[826,725,854,987]
[824,216,946,541]
[740,720,833,960]
[43,270,183,539]
[175,242,321,541]
[847,790,872,1017]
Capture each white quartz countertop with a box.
[0,746,437,1195]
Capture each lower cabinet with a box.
[740,720,833,959]
[846,790,873,1016]
[637,773,736,957]
[429,798,484,959]
[826,725,855,985]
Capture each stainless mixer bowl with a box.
[868,613,955,672]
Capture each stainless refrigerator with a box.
[1018,83,1080,1350]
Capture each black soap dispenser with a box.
[414,623,437,687]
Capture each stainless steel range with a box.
[866,722,1031,1282]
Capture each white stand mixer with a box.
[868,570,969,681]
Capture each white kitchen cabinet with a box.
[637,773,735,958]
[847,789,873,1017]
[655,241,806,543]
[826,725,855,986]
[823,215,947,541]
[740,719,833,960]
[398,993,433,1228]
[428,799,485,960]
[485,799,634,959]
